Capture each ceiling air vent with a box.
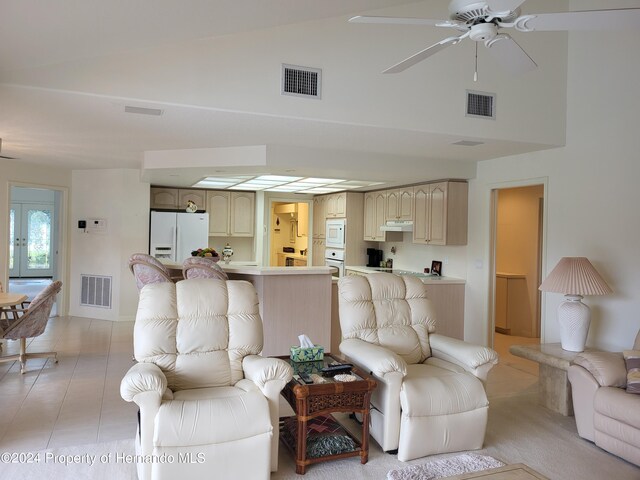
[281,64,322,99]
[466,90,496,120]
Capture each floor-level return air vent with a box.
[281,64,321,99]
[81,274,112,308]
[466,90,496,119]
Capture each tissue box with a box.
[290,345,324,363]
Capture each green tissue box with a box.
[290,345,324,363]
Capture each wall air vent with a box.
[124,105,163,116]
[281,64,322,99]
[453,140,485,147]
[466,90,496,120]
[80,274,112,308]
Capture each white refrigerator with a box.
[150,211,209,263]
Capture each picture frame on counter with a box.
[431,260,442,276]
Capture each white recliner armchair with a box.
[338,273,498,461]
[120,278,293,480]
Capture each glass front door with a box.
[9,203,54,278]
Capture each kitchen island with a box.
[335,266,466,343]
[225,265,331,356]
[158,260,332,356]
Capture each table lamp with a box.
[539,257,612,352]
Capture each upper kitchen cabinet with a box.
[150,187,180,209]
[312,196,326,239]
[206,190,255,237]
[385,187,414,222]
[325,192,346,218]
[413,181,468,246]
[364,191,387,241]
[178,189,207,211]
[151,187,206,211]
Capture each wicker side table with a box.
[278,353,377,475]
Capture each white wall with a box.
[69,169,149,321]
[465,13,640,351]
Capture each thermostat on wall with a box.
[86,218,108,234]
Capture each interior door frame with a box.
[487,177,548,347]
[5,181,69,316]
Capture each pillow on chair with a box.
[623,350,640,394]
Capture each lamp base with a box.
[557,295,590,352]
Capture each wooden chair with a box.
[0,281,62,374]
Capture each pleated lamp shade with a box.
[539,257,612,296]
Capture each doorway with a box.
[7,186,63,316]
[490,184,545,354]
[269,201,310,267]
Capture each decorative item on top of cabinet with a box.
[178,189,206,212]
[413,181,468,246]
[363,191,387,241]
[385,187,414,221]
[206,190,255,237]
[151,188,206,211]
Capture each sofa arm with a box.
[339,338,407,377]
[572,351,627,387]
[243,355,293,389]
[429,334,498,381]
[120,362,167,403]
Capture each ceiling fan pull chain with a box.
[474,42,478,82]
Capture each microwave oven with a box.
[325,219,346,249]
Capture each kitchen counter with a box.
[158,258,328,276]
[344,266,465,284]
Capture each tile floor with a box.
[0,318,541,453]
[0,316,137,452]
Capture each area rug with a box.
[387,453,505,480]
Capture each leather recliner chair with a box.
[337,273,498,461]
[120,278,293,480]
[568,330,640,467]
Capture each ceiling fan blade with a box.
[517,8,640,31]
[383,35,467,74]
[349,15,457,27]
[486,0,528,13]
[486,35,537,74]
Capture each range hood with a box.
[379,220,413,232]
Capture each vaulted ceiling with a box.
[0,0,573,188]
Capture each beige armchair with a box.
[0,281,62,374]
[568,330,640,467]
[120,278,293,480]
[338,273,498,461]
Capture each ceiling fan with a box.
[0,139,18,160]
[350,0,640,75]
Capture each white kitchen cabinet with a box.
[206,190,255,237]
[230,192,255,236]
[312,196,326,239]
[385,187,414,221]
[325,192,346,218]
[413,181,467,246]
[363,191,387,241]
[151,188,207,211]
[150,187,180,209]
[312,239,325,266]
[178,189,207,211]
